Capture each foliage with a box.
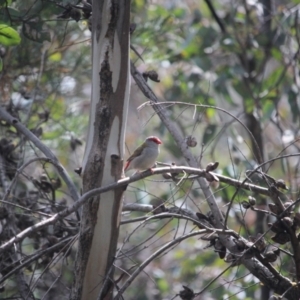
[1,0,300,299]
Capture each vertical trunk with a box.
[71,1,130,299]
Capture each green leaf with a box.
[271,47,283,61]
[0,7,21,24]
[0,24,21,46]
[157,277,169,293]
[262,65,285,91]
[288,86,300,123]
[202,124,217,145]
[244,97,255,113]
[0,57,2,71]
[22,19,51,43]
[49,52,62,62]
[261,99,275,120]
[0,0,12,8]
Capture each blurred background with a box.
[0,0,299,299]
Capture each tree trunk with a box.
[70,1,130,299]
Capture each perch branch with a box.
[0,165,269,254]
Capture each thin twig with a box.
[0,165,270,254]
[0,236,74,285]
[114,230,206,299]
[130,62,295,298]
[2,157,56,202]
[0,107,80,203]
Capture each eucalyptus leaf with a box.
[0,24,21,46]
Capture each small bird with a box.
[124,136,162,172]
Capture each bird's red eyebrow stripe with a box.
[148,137,162,144]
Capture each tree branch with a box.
[0,236,74,285]
[130,62,298,298]
[0,165,268,254]
[114,230,206,299]
[0,162,296,296]
[0,107,80,203]
[203,0,227,34]
[131,61,225,227]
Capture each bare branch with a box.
[16,269,35,300]
[114,230,206,299]
[0,107,80,202]
[131,61,225,228]
[0,165,270,254]
[2,157,58,203]
[0,236,74,285]
[0,162,295,296]
[130,62,297,298]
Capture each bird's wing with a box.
[126,143,144,162]
[124,160,131,170]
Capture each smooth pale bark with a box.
[71,1,130,299]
